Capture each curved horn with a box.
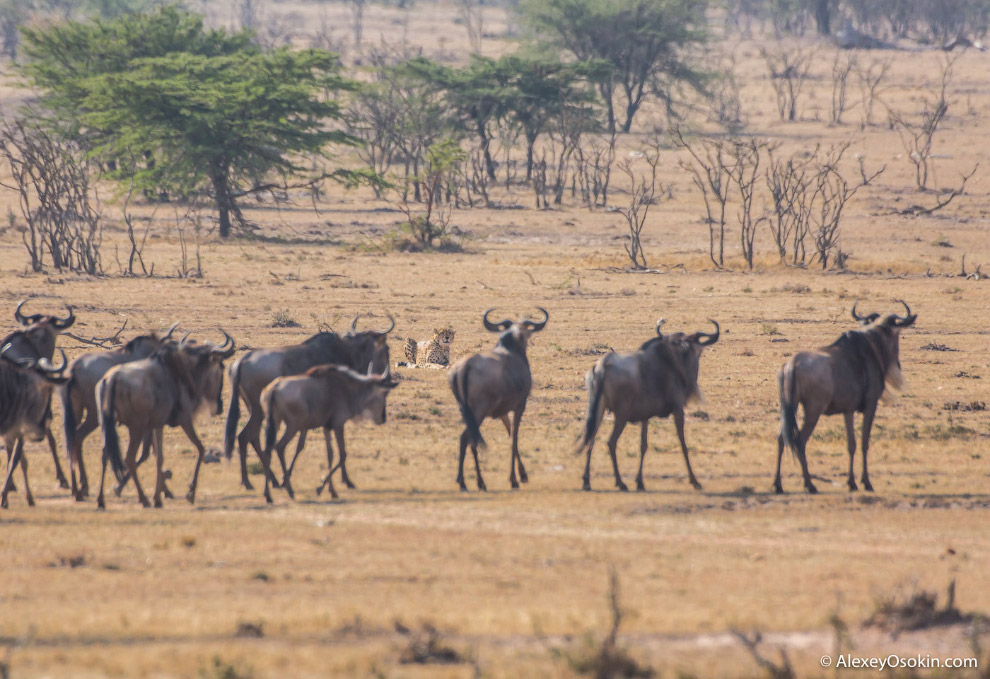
[656,317,667,336]
[13,300,28,325]
[36,348,68,374]
[213,329,236,358]
[851,302,880,325]
[892,300,917,327]
[350,314,361,332]
[162,321,180,340]
[522,307,549,332]
[482,308,512,333]
[52,304,75,330]
[695,319,720,346]
[376,314,396,336]
[179,331,193,347]
[13,299,43,326]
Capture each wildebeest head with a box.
[867,300,917,390]
[482,307,549,353]
[177,330,236,416]
[3,300,76,360]
[358,361,399,425]
[851,301,881,326]
[123,321,180,356]
[346,313,395,373]
[644,319,720,403]
[0,344,69,441]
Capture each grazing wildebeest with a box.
[261,363,398,502]
[574,319,720,492]
[224,314,394,493]
[448,308,548,492]
[0,346,69,508]
[96,332,235,508]
[773,301,917,494]
[2,300,76,490]
[60,323,179,500]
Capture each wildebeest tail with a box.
[574,362,607,455]
[451,364,486,449]
[223,359,242,460]
[778,363,801,456]
[263,389,278,460]
[61,373,79,470]
[97,375,126,483]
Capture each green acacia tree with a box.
[20,7,362,238]
[521,0,709,133]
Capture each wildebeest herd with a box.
[0,298,920,510]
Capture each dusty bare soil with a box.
[1,2,990,678]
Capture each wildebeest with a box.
[60,323,179,500]
[574,319,720,492]
[0,346,69,508]
[224,314,394,493]
[851,301,881,326]
[96,332,235,508]
[261,363,398,502]
[2,300,77,490]
[773,301,917,494]
[448,308,548,491]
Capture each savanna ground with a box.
[2,2,990,677]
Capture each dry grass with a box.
[2,2,990,677]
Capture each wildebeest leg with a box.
[316,428,338,500]
[471,442,486,491]
[124,427,150,508]
[73,412,99,500]
[844,412,858,491]
[606,419,628,492]
[336,428,356,490]
[46,428,70,490]
[456,430,469,492]
[96,447,109,509]
[635,422,649,492]
[333,427,358,491]
[581,435,597,492]
[279,429,306,500]
[1,439,26,508]
[674,410,702,490]
[773,434,786,494]
[18,440,35,506]
[153,428,165,508]
[237,404,264,490]
[180,421,208,504]
[114,433,153,497]
[510,411,528,486]
[796,408,821,494]
[860,403,877,492]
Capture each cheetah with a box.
[402,327,455,368]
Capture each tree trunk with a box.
[211,164,234,239]
[813,0,831,35]
[477,122,496,181]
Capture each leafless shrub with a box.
[397,623,465,664]
[561,568,655,679]
[830,51,858,125]
[856,57,892,129]
[457,0,484,53]
[888,55,956,191]
[761,44,816,122]
[349,0,366,56]
[865,580,970,637]
[765,146,815,265]
[674,129,731,269]
[891,164,977,216]
[708,51,745,132]
[575,133,617,208]
[731,629,794,679]
[810,143,863,270]
[727,138,768,270]
[616,142,663,270]
[0,118,104,275]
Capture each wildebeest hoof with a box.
[636,482,646,492]
[0,498,7,509]
[805,483,819,494]
[477,480,487,492]
[862,478,874,492]
[140,498,151,508]
[26,495,35,507]
[616,481,629,492]
[270,477,281,489]
[343,478,356,490]
[848,480,858,491]
[519,469,529,484]
[155,497,163,508]
[582,480,592,491]
[163,485,174,499]
[773,484,784,495]
[284,484,295,500]
[97,496,106,510]
[185,491,196,504]
[242,479,254,491]
[57,477,70,490]
[264,492,273,504]
[690,480,703,490]
[510,478,519,489]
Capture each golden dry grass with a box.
[1,3,990,678]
